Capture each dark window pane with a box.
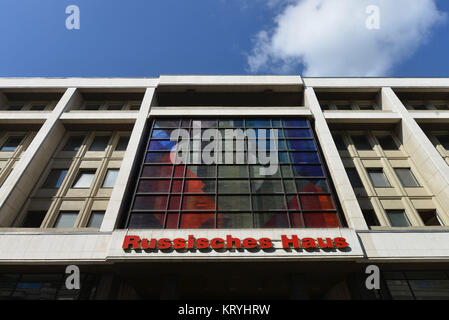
[218,180,249,193]
[246,119,270,127]
[362,210,380,227]
[359,105,374,110]
[367,169,391,187]
[115,136,129,151]
[287,140,316,151]
[142,165,173,177]
[346,168,364,188]
[252,195,285,211]
[187,165,215,178]
[387,210,410,227]
[284,129,312,138]
[254,212,288,228]
[137,180,170,193]
[155,120,180,127]
[352,135,372,150]
[43,169,67,188]
[30,105,46,111]
[251,180,282,193]
[218,195,250,211]
[418,210,441,226]
[63,136,85,151]
[292,165,324,177]
[218,165,248,178]
[395,168,420,187]
[84,104,101,110]
[434,105,449,110]
[283,119,308,127]
[89,136,110,151]
[219,119,244,127]
[145,152,172,164]
[8,105,23,111]
[296,179,330,193]
[21,211,46,228]
[72,170,96,188]
[412,105,428,110]
[289,212,304,227]
[377,136,399,150]
[437,136,449,150]
[107,105,123,110]
[336,105,352,110]
[290,152,320,163]
[133,196,168,210]
[87,211,105,228]
[129,105,140,110]
[333,135,346,150]
[1,136,24,151]
[128,213,164,229]
[54,211,78,228]
[217,213,252,228]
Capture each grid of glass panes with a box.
[126,118,342,229]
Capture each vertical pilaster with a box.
[305,87,368,230]
[100,87,155,232]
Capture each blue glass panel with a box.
[279,152,290,163]
[289,152,320,163]
[272,120,281,127]
[278,139,287,150]
[148,140,177,151]
[287,140,316,151]
[296,179,330,193]
[145,152,172,163]
[293,165,324,177]
[246,119,270,127]
[151,129,175,139]
[219,119,244,127]
[283,119,308,127]
[284,129,312,138]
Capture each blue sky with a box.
[0,0,448,77]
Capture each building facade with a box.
[0,76,449,299]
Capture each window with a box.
[359,104,375,110]
[21,211,46,228]
[352,135,372,150]
[386,210,410,227]
[7,105,23,111]
[412,105,428,110]
[87,211,105,228]
[107,105,123,110]
[418,210,441,226]
[54,211,78,228]
[115,136,129,151]
[434,104,449,110]
[395,168,420,187]
[336,105,352,110]
[43,169,67,188]
[437,136,449,150]
[377,136,399,150]
[362,209,380,227]
[346,168,364,188]
[89,136,110,151]
[129,105,140,111]
[367,168,391,187]
[126,118,342,229]
[84,104,101,110]
[29,105,46,111]
[0,136,24,151]
[62,135,85,151]
[333,135,346,150]
[72,170,96,188]
[102,169,119,188]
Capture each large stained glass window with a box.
[125,118,343,229]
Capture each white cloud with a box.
[247,0,447,76]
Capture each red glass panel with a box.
[303,212,340,228]
[286,195,300,210]
[289,212,304,228]
[300,195,335,210]
[142,165,172,178]
[171,180,183,193]
[133,196,168,210]
[180,213,215,229]
[137,180,170,193]
[174,165,185,177]
[166,212,178,229]
[168,195,181,210]
[182,195,216,210]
